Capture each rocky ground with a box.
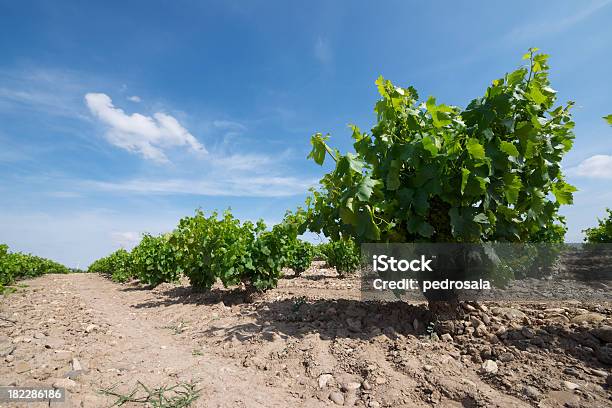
[1,262,611,407]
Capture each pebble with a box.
[329,391,344,405]
[341,382,361,392]
[361,380,372,390]
[441,333,453,342]
[522,385,541,400]
[562,381,579,390]
[85,324,98,333]
[14,361,31,374]
[570,313,605,324]
[52,378,77,391]
[480,360,498,374]
[423,365,434,372]
[318,373,333,389]
[590,369,607,378]
[368,402,380,408]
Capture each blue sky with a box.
[1,1,611,268]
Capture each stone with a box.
[423,365,433,372]
[329,391,344,405]
[570,313,605,324]
[590,325,612,343]
[368,402,380,408]
[521,327,536,339]
[346,318,362,332]
[0,342,15,357]
[72,358,83,371]
[547,314,570,324]
[597,345,612,365]
[590,369,607,378]
[318,374,333,389]
[33,332,45,339]
[492,307,526,321]
[471,316,484,328]
[480,359,498,374]
[5,354,15,363]
[562,381,579,390]
[52,378,77,391]
[361,380,371,390]
[522,385,541,400]
[15,361,31,373]
[441,333,453,342]
[85,324,98,333]
[64,370,83,379]
[341,382,361,392]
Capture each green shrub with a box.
[322,239,361,277]
[131,233,180,286]
[286,239,314,275]
[583,208,612,243]
[170,210,256,291]
[0,244,69,293]
[245,222,295,290]
[88,249,133,283]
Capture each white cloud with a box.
[85,92,206,163]
[127,95,141,103]
[111,231,141,249]
[567,155,612,179]
[505,1,611,41]
[314,37,332,64]
[85,174,316,197]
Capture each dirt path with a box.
[2,267,611,408]
[1,274,321,407]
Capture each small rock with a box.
[471,316,484,328]
[85,324,98,333]
[480,359,498,374]
[318,374,333,389]
[52,378,77,391]
[597,344,612,365]
[563,367,581,378]
[590,325,612,343]
[72,358,83,371]
[570,313,605,324]
[590,369,607,378]
[368,402,380,408]
[5,354,15,363]
[521,327,536,339]
[523,385,541,400]
[499,352,514,362]
[329,391,344,405]
[441,333,453,342]
[423,365,433,372]
[375,376,386,385]
[64,370,83,379]
[462,303,476,312]
[341,382,361,392]
[0,342,15,357]
[492,307,526,321]
[33,332,45,339]
[15,361,31,373]
[361,380,371,390]
[562,381,579,390]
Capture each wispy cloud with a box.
[505,1,611,41]
[84,174,315,197]
[567,154,612,179]
[111,231,141,249]
[85,92,206,163]
[314,36,332,64]
[127,95,142,103]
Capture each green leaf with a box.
[466,138,485,160]
[355,176,380,201]
[499,141,519,157]
[552,181,577,205]
[604,114,612,126]
[307,133,330,165]
[461,168,470,195]
[386,160,401,191]
[503,173,522,204]
[422,136,439,156]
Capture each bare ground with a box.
[1,263,611,407]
